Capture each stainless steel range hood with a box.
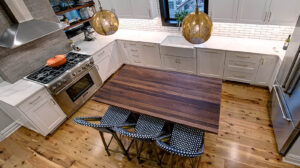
[0,0,63,49]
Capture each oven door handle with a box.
[54,66,95,95]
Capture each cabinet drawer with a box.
[224,67,255,83]
[160,45,195,58]
[226,59,258,70]
[226,52,261,63]
[18,89,49,112]
[93,49,106,62]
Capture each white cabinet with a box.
[162,55,196,74]
[237,0,271,24]
[268,0,300,26]
[224,52,261,84]
[101,0,156,19]
[111,0,132,18]
[197,49,225,78]
[94,42,123,82]
[255,55,278,86]
[209,0,239,22]
[1,87,66,136]
[139,42,161,69]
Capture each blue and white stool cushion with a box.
[113,115,165,140]
[156,124,204,157]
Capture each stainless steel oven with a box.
[53,65,102,117]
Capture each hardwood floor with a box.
[0,82,299,168]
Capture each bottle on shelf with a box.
[283,35,291,50]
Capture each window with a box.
[159,0,209,26]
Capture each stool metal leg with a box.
[112,132,131,161]
[136,141,145,163]
[152,142,161,165]
[99,131,111,156]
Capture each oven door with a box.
[54,66,102,117]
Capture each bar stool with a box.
[156,124,205,168]
[113,114,165,164]
[73,106,135,160]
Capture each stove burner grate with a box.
[27,52,90,84]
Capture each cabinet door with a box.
[255,56,278,86]
[177,57,197,74]
[111,0,132,18]
[162,55,178,71]
[237,0,271,24]
[131,0,151,19]
[139,42,161,69]
[24,98,66,136]
[268,0,300,26]
[197,49,225,78]
[209,0,239,22]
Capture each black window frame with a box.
[159,0,209,27]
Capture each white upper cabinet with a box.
[209,0,300,25]
[111,0,133,18]
[209,0,239,22]
[100,0,156,19]
[268,0,300,26]
[237,0,271,24]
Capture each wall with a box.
[116,0,294,41]
[0,0,70,83]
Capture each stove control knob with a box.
[82,66,87,69]
[72,72,77,76]
[57,82,62,86]
[52,86,57,91]
[61,79,67,83]
[90,60,94,64]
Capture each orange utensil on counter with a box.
[46,55,67,68]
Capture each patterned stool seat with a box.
[73,106,134,160]
[156,124,204,158]
[113,115,165,164]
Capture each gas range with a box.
[26,52,95,94]
[25,52,102,117]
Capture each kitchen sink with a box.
[161,35,194,48]
[160,35,195,58]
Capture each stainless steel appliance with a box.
[268,16,300,156]
[25,52,102,117]
[0,0,63,49]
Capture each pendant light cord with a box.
[97,0,103,11]
[195,0,199,14]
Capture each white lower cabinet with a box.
[197,49,226,78]
[3,88,66,136]
[139,42,161,69]
[94,42,123,82]
[254,55,278,86]
[162,55,196,74]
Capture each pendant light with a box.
[182,0,213,44]
[91,0,119,35]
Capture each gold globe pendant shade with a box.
[182,3,213,44]
[91,1,119,36]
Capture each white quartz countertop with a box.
[74,29,286,60]
[0,79,44,106]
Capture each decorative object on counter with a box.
[69,40,81,51]
[283,34,291,50]
[46,55,67,68]
[91,0,119,35]
[175,10,188,28]
[82,26,95,41]
[182,0,213,44]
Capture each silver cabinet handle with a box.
[274,87,291,122]
[175,59,181,63]
[268,12,272,22]
[131,49,138,52]
[29,96,41,104]
[261,58,264,65]
[51,99,56,105]
[236,55,250,59]
[143,44,155,47]
[203,51,221,55]
[264,12,268,22]
[232,74,246,79]
[233,63,249,67]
